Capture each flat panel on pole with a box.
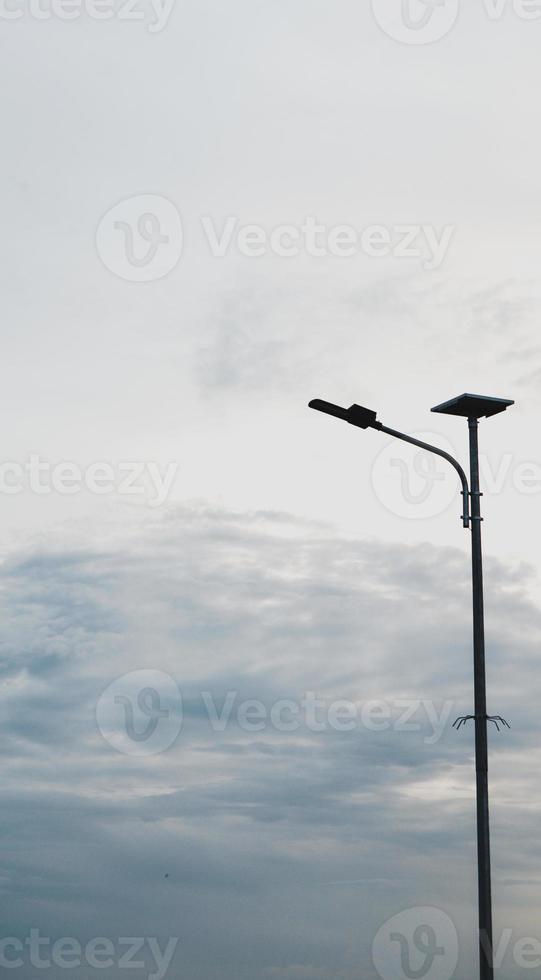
[431,393,514,419]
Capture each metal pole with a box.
[468,417,494,980]
[309,394,513,980]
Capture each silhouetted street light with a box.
[309,392,514,980]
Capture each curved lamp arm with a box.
[309,399,471,529]
[377,424,470,528]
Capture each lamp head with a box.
[309,399,380,430]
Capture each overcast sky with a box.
[1,2,541,978]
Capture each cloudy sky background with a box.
[2,1,541,977]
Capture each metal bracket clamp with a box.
[453,715,510,732]
[465,491,484,523]
[459,490,470,529]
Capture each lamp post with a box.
[309,393,514,980]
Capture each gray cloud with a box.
[0,506,539,978]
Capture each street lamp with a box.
[309,392,514,980]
